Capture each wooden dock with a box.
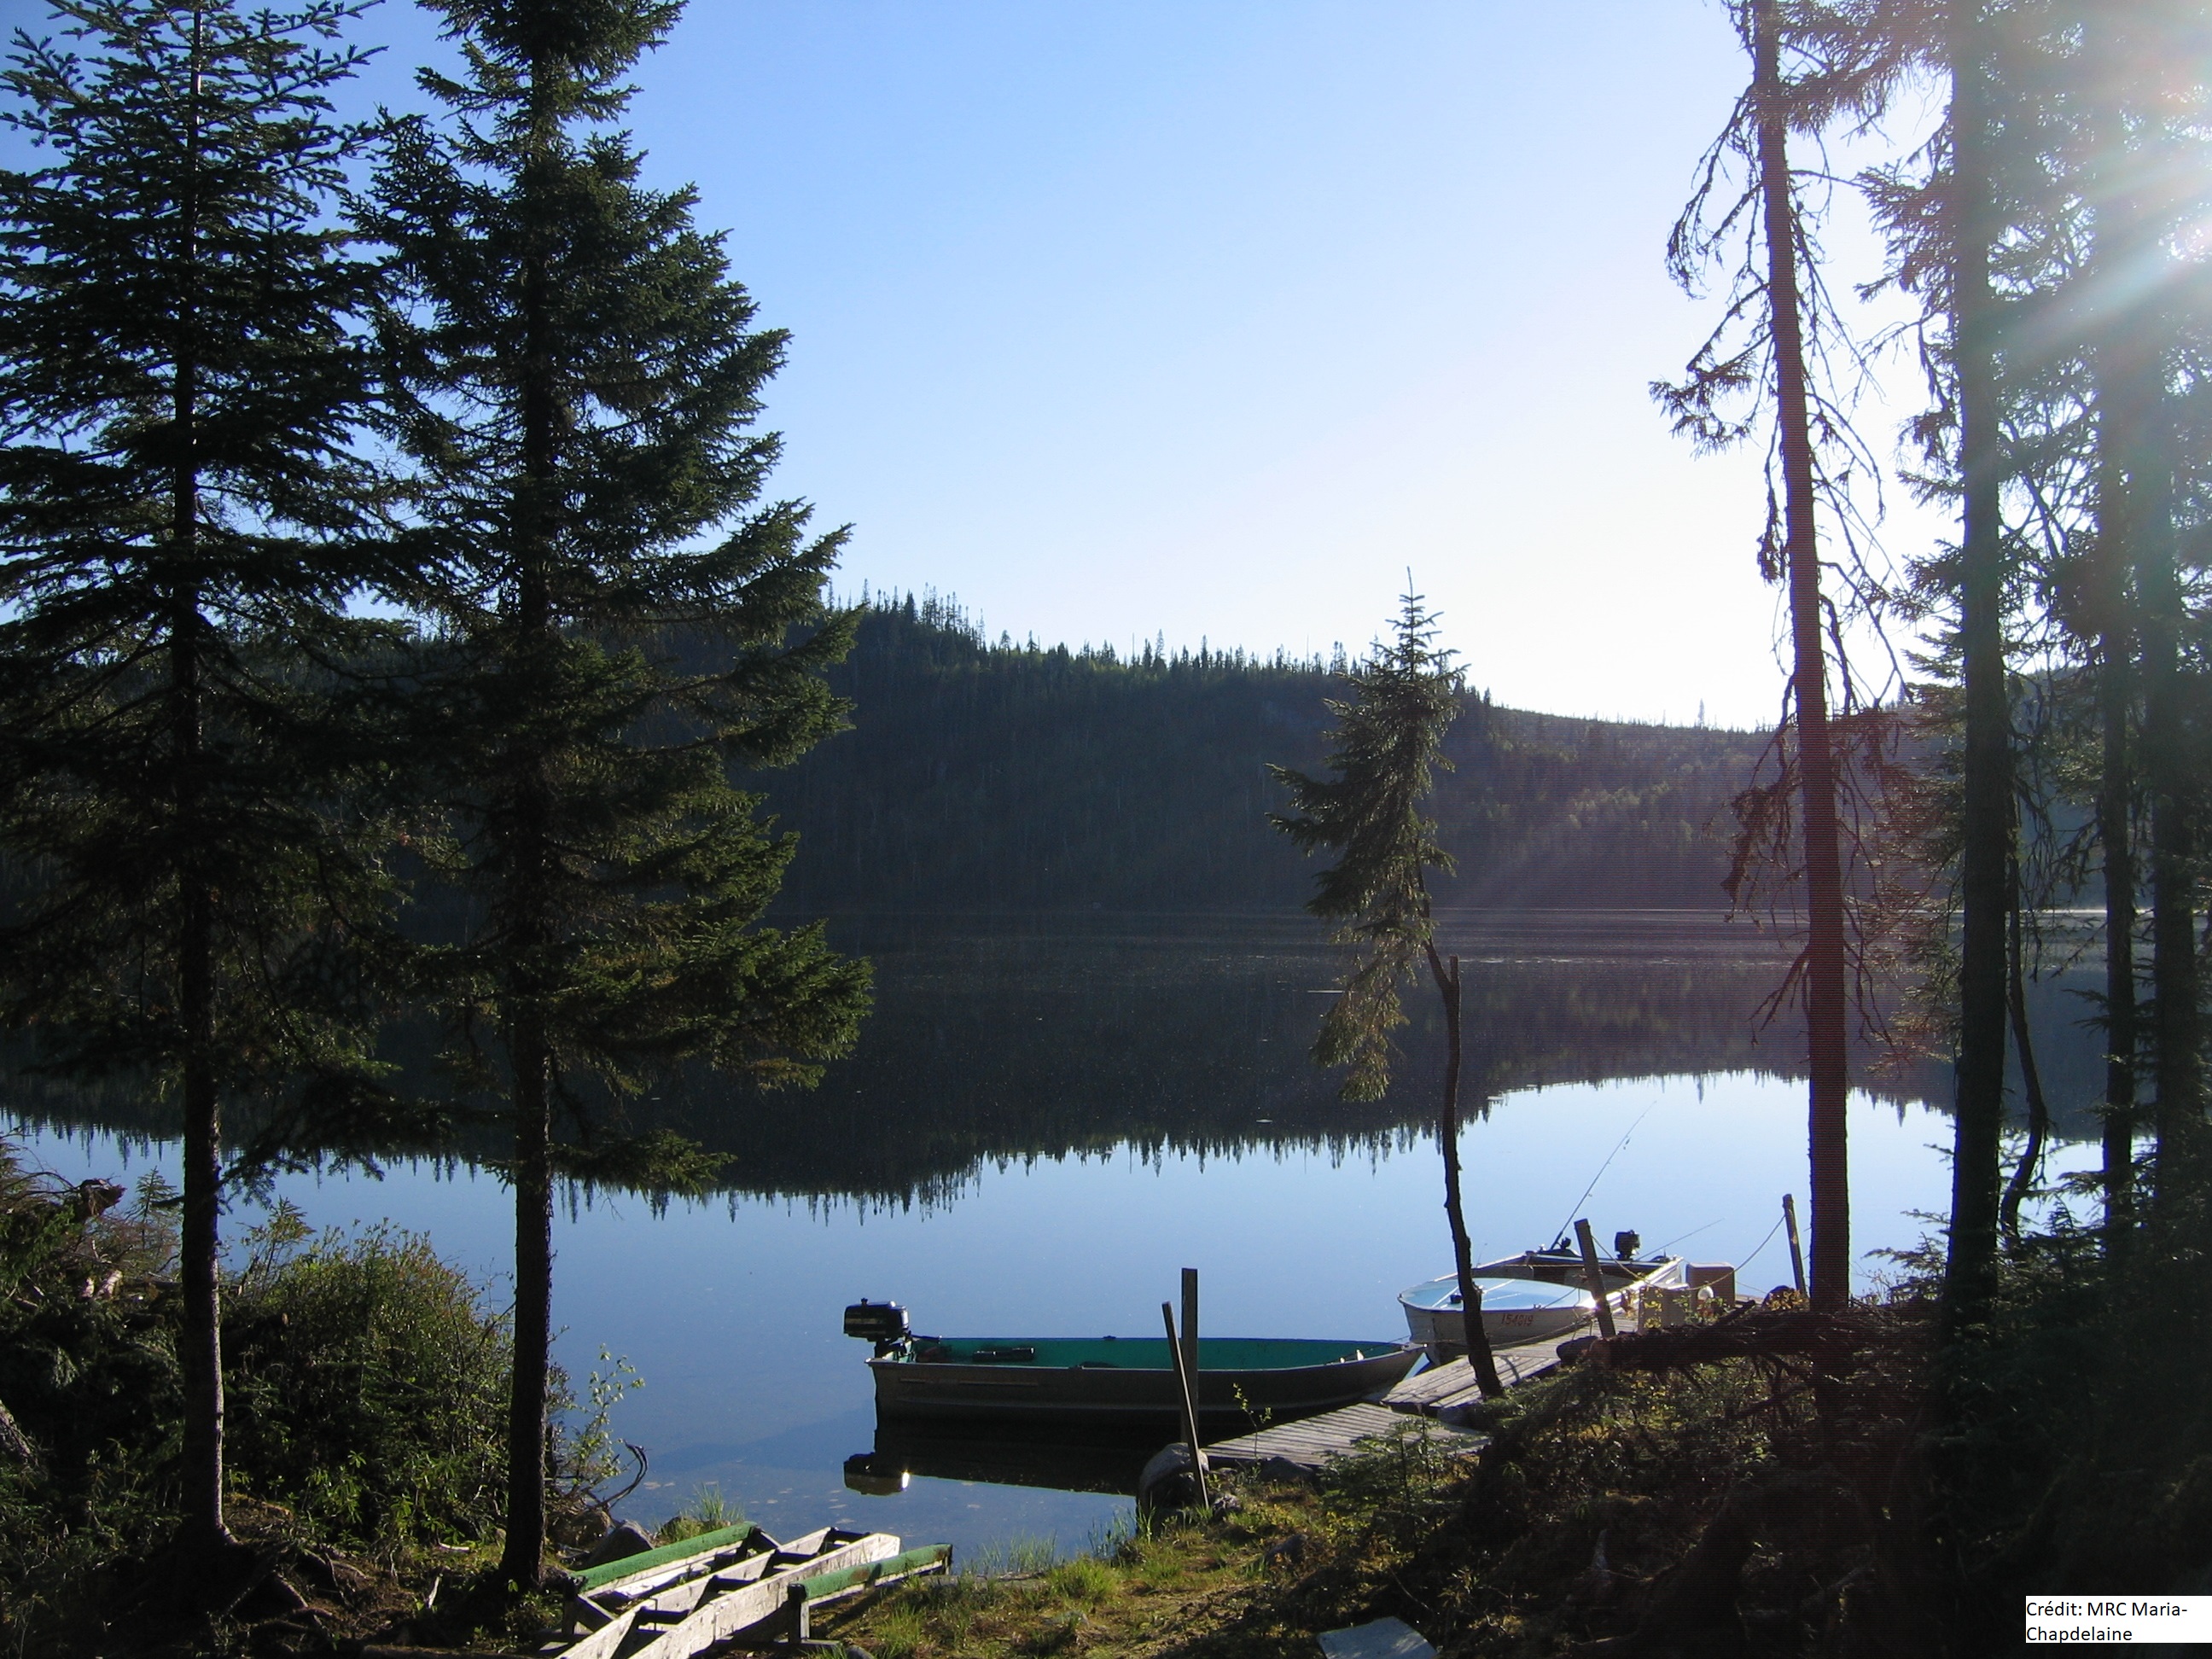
[1381,1337,1564,1413]
[1201,1402,1484,1472]
[1202,1339,1565,1476]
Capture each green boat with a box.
[845,1304,1423,1428]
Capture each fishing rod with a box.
[1655,1218,1722,1254]
[1732,1208,1790,1278]
[1547,1099,1660,1249]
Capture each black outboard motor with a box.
[844,1299,910,1354]
[1613,1230,1642,1261]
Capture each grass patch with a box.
[812,1481,1333,1657]
[657,1481,742,1545]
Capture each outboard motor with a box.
[1613,1229,1642,1261]
[844,1299,910,1354]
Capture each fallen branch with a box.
[1577,1308,1919,1371]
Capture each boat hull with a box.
[868,1336,1422,1427]
[1400,1295,1595,1352]
[1400,1253,1691,1357]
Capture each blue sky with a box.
[2,0,1941,727]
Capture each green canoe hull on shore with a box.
[868,1336,1423,1427]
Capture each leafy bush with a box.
[0,1143,642,1653]
[221,1203,510,1549]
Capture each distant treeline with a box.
[753,597,1773,914]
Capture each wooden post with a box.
[1573,1219,1618,1340]
[782,1580,809,1650]
[1180,1266,1199,1382]
[1161,1301,1212,1512]
[1783,1194,1807,1297]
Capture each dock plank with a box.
[1210,1336,1574,1476]
[1203,1403,1484,1475]
[1381,1340,1563,1412]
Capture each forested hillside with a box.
[751,596,1771,912]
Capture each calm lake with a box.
[5,910,2101,1561]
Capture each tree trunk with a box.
[2084,9,2139,1252]
[1943,0,2012,1333]
[496,46,563,1591]
[2001,864,2052,1243]
[177,718,230,1562]
[2138,503,2192,1212]
[1431,949,1503,1397]
[2083,5,2191,1217]
[2114,273,2193,1208]
[172,9,232,1558]
[499,1010,555,1590]
[1753,0,1852,1312]
[0,1396,34,1466]
[2095,530,2137,1247]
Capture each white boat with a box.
[1398,1246,1693,1356]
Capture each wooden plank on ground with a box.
[574,1522,762,1595]
[620,1531,901,1659]
[552,1604,643,1659]
[799,1543,953,1606]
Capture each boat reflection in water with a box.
[845,1419,1174,1500]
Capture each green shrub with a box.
[0,1143,625,1652]
[221,1206,512,1549]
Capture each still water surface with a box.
[8,911,2096,1560]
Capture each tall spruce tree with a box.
[2078,0,2197,1219]
[367,0,870,1588]
[1656,0,1896,1311]
[1832,0,2036,1325]
[0,0,389,1568]
[1272,593,1505,1399]
[2076,0,2144,1250]
[1944,0,2023,1330]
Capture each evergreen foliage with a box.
[364,0,870,1586]
[0,0,397,1566]
[1692,0,2212,1633]
[1272,592,1463,1103]
[760,597,1767,916]
[1272,592,1505,1394]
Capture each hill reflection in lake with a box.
[3,911,2108,1562]
[676,909,1927,1203]
[5,909,2101,1204]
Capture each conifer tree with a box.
[1272,592,1505,1399]
[367,0,870,1588]
[1943,0,2025,1329]
[1832,0,2046,1318]
[1656,0,1896,1311]
[0,0,389,1569]
[2076,0,2197,1220]
[2077,0,2143,1249]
